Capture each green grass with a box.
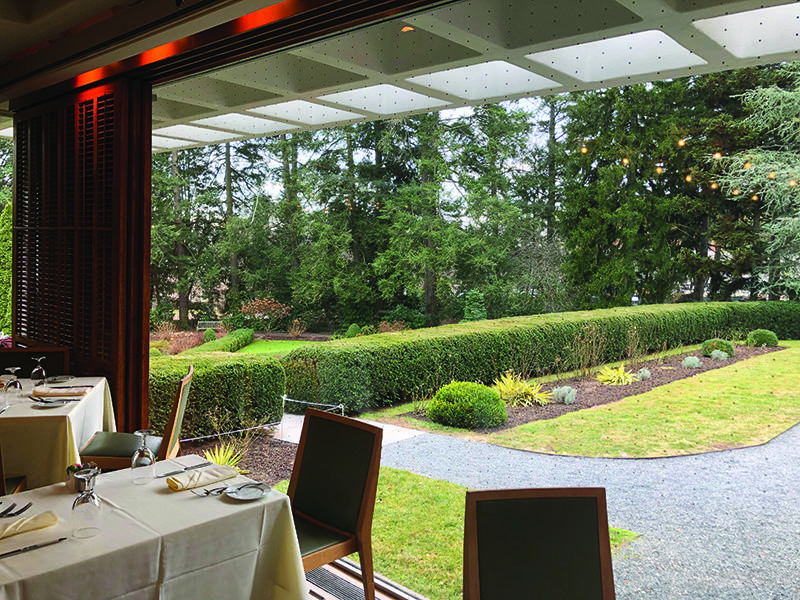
[276,468,637,600]
[493,341,800,457]
[235,339,317,357]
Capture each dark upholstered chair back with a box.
[464,488,615,600]
[290,410,380,534]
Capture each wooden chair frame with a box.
[463,487,616,600]
[0,443,26,496]
[287,408,383,600]
[80,366,193,470]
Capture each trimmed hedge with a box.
[181,328,254,355]
[149,353,285,438]
[283,301,800,414]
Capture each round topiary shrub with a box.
[710,349,729,361]
[701,338,735,358]
[427,381,507,429]
[344,323,361,338]
[203,327,217,343]
[746,329,779,347]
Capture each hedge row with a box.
[149,352,285,438]
[181,328,254,355]
[282,301,800,414]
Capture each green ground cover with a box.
[277,467,636,600]
[368,342,800,457]
[493,341,800,457]
[236,339,317,357]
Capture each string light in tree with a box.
[710,182,719,190]
[580,145,588,154]
[768,172,776,179]
[790,179,798,188]
[655,165,664,174]
[732,189,741,196]
[622,157,630,166]
[677,139,686,147]
[713,152,722,160]
[743,161,752,169]
[751,194,759,201]
[685,174,693,183]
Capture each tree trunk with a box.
[545,97,558,237]
[172,151,190,329]
[225,143,238,310]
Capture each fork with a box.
[3,502,32,518]
[189,486,229,497]
[0,503,17,517]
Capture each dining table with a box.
[0,377,116,489]
[0,455,309,599]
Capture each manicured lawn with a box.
[236,339,318,357]
[277,468,637,600]
[493,341,800,457]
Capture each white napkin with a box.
[166,465,238,491]
[0,510,59,540]
[32,386,88,398]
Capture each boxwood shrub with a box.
[426,382,506,429]
[701,338,735,357]
[181,328,254,355]
[746,328,779,347]
[149,352,284,438]
[282,302,799,414]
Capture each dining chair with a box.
[288,408,383,600]
[0,442,26,496]
[463,487,616,600]
[79,365,193,470]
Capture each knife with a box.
[0,537,67,559]
[155,461,213,478]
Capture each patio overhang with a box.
[4,0,799,149]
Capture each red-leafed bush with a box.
[241,296,292,332]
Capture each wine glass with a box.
[131,429,155,484]
[30,356,46,387]
[71,467,102,538]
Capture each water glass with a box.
[71,468,102,539]
[131,429,155,485]
[30,356,46,387]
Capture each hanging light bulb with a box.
[710,182,719,190]
[713,152,722,160]
[622,157,630,166]
[768,172,776,179]
[743,161,752,169]
[677,139,686,147]
[580,146,588,154]
[685,174,693,183]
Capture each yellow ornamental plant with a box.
[595,365,637,385]
[493,370,552,406]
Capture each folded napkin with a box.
[32,386,88,398]
[166,465,238,491]
[0,510,58,540]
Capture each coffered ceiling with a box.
[1,0,799,148]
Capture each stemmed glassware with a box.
[131,429,155,484]
[30,356,46,387]
[71,467,102,538]
[2,367,23,410]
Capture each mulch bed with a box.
[181,430,297,487]
[405,344,785,433]
[181,344,784,481]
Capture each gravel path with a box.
[381,423,800,599]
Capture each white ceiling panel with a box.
[192,114,297,135]
[318,84,449,115]
[693,3,800,59]
[250,100,363,125]
[526,31,707,82]
[407,61,559,100]
[154,125,233,143]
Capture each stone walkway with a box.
[276,412,799,598]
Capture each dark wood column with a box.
[13,78,151,432]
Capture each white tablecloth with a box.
[0,378,116,488]
[0,456,309,600]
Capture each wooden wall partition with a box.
[13,78,151,432]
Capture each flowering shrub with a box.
[240,296,292,331]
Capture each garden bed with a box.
[404,344,784,432]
